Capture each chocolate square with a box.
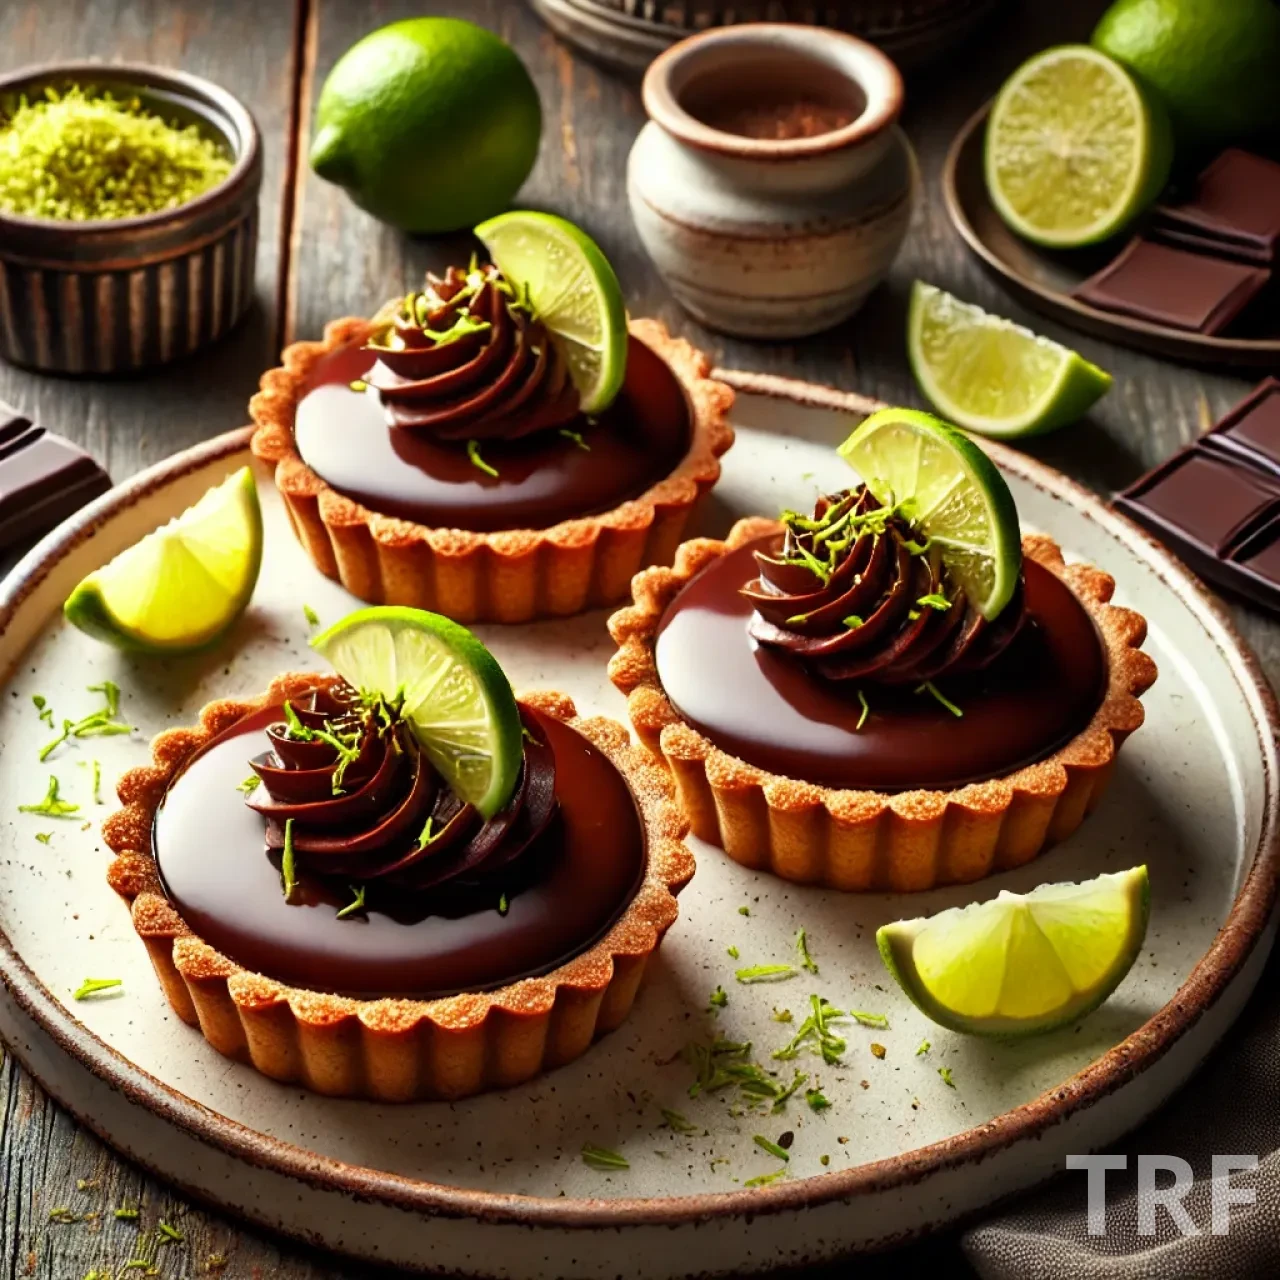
[1151,149,1280,266]
[1204,378,1280,475]
[0,406,112,551]
[1074,237,1270,335]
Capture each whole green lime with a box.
[1093,0,1280,154]
[310,18,542,233]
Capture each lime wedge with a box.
[985,45,1172,248]
[877,866,1150,1037]
[63,466,262,653]
[475,209,628,413]
[311,606,523,818]
[909,282,1111,438]
[837,409,1021,621]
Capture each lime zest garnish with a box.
[73,977,122,1001]
[917,593,951,612]
[794,929,819,976]
[34,832,52,844]
[157,1222,184,1244]
[281,818,298,902]
[916,681,963,718]
[662,1109,700,1135]
[842,614,863,630]
[938,1067,956,1089]
[805,1088,832,1113]
[752,1135,789,1163]
[708,985,728,1011]
[32,694,54,726]
[497,892,509,916]
[237,775,261,794]
[856,690,871,732]
[916,1040,931,1056]
[744,1168,788,1188]
[19,775,79,819]
[849,1010,889,1029]
[738,905,751,917]
[559,428,590,451]
[335,885,367,920]
[735,964,797,984]
[581,1145,629,1172]
[466,439,498,478]
[303,604,321,629]
[771,1070,808,1113]
[417,816,436,850]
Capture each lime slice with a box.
[310,606,523,819]
[909,282,1111,438]
[985,45,1172,248]
[63,466,262,653]
[475,210,628,413]
[837,409,1021,621]
[877,866,1150,1037]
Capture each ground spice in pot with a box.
[0,84,232,221]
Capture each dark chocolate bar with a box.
[1114,380,1280,614]
[1201,378,1280,474]
[1074,237,1270,336]
[1151,149,1280,267]
[0,404,112,552]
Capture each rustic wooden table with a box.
[0,0,1273,1276]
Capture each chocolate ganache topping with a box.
[742,487,1026,685]
[245,684,556,899]
[362,264,580,440]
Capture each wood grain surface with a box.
[0,0,1274,1276]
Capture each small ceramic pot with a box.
[0,62,261,376]
[628,24,917,339]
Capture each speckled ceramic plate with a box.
[0,372,1276,1278]
[944,103,1280,369]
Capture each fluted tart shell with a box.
[249,316,735,624]
[607,519,1158,892]
[103,674,694,1102]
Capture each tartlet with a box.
[103,673,693,1101]
[249,263,734,624]
[608,501,1157,892]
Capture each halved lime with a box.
[475,210,628,413]
[837,409,1021,620]
[311,606,523,819]
[985,45,1172,248]
[877,866,1150,1037]
[909,282,1112,438]
[63,466,262,653]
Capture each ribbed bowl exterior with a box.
[0,61,262,375]
[0,209,258,374]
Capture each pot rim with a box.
[642,22,903,161]
[0,59,261,239]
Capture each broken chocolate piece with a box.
[1074,237,1270,335]
[0,404,111,551]
[1151,149,1280,267]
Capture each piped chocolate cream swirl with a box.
[362,264,580,440]
[245,684,556,897]
[743,487,1025,685]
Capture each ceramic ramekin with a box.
[0,62,261,375]
[627,24,917,338]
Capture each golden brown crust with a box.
[103,675,694,1101]
[248,316,735,623]
[607,521,1158,892]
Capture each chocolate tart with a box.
[608,516,1157,892]
[102,673,693,1101]
[249,276,734,623]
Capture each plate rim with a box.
[942,101,1280,366]
[0,380,1276,1230]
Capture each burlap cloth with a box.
[961,944,1280,1278]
